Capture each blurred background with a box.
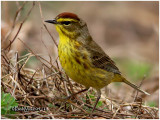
[1,1,159,107]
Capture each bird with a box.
[45,12,150,113]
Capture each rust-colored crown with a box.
[56,12,80,20]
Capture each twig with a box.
[38,1,58,47]
[112,107,120,119]
[12,51,19,97]
[42,66,49,88]
[18,38,59,72]
[3,1,27,42]
[27,68,39,86]
[134,75,146,102]
[5,1,35,51]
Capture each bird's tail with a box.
[122,77,150,95]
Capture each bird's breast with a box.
[58,39,92,85]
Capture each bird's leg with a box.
[91,90,101,113]
[66,88,89,100]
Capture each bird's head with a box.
[45,12,88,39]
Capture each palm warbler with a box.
[45,12,149,112]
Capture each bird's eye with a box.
[61,21,71,25]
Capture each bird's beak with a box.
[45,19,58,24]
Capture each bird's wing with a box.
[85,40,121,74]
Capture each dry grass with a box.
[1,48,159,119]
[1,1,159,119]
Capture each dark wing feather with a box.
[85,40,121,74]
